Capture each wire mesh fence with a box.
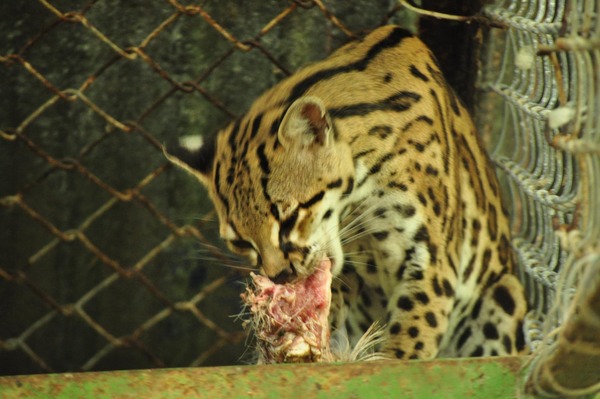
[1,0,598,394]
[477,0,600,395]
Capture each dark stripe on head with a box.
[250,113,264,139]
[256,143,271,174]
[300,190,325,208]
[214,162,229,210]
[354,149,375,159]
[409,65,429,82]
[280,209,299,236]
[369,153,395,175]
[288,27,412,102]
[416,115,434,125]
[330,91,421,119]
[270,114,282,136]
[342,177,354,196]
[327,178,343,189]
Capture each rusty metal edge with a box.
[0,356,530,399]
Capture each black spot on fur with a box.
[516,320,525,351]
[425,165,439,176]
[374,208,387,218]
[455,316,468,333]
[414,341,424,350]
[425,312,438,328]
[396,265,406,280]
[410,270,424,280]
[390,322,401,335]
[389,182,408,191]
[436,333,443,346]
[428,244,438,264]
[427,187,436,201]
[368,125,393,139]
[417,193,427,206]
[449,92,461,116]
[384,72,393,83]
[373,231,390,241]
[493,285,516,315]
[442,279,454,297]
[360,290,372,307]
[397,296,414,311]
[457,327,472,350]
[482,248,492,267]
[408,327,419,338]
[322,209,333,220]
[369,153,396,176]
[395,349,405,359]
[432,278,443,297]
[345,321,354,336]
[502,335,512,353]
[408,139,425,152]
[498,234,510,265]
[414,226,429,242]
[470,346,484,357]
[414,292,430,305]
[463,254,476,281]
[488,202,498,241]
[403,247,416,263]
[366,259,377,274]
[483,322,499,340]
[471,298,482,319]
[447,254,457,275]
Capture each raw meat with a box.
[241,258,332,363]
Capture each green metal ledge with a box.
[0,357,528,399]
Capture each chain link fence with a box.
[0,0,418,375]
[1,0,598,394]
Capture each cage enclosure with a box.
[0,1,599,398]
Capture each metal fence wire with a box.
[1,0,599,395]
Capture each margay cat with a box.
[167,26,527,359]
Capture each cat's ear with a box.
[164,135,215,187]
[278,96,333,149]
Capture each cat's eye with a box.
[229,239,254,250]
[225,238,259,266]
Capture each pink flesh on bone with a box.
[242,258,332,363]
